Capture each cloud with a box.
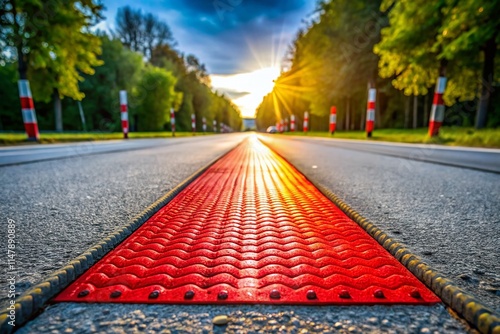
[102,0,315,74]
[215,89,251,99]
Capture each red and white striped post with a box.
[290,115,296,132]
[303,111,309,132]
[119,90,129,139]
[366,88,376,137]
[213,120,217,133]
[170,108,176,137]
[220,122,224,133]
[428,77,447,137]
[18,80,39,141]
[191,114,196,133]
[202,117,206,133]
[284,117,289,132]
[329,106,337,135]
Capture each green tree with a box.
[0,62,22,131]
[78,35,144,131]
[437,0,500,128]
[0,0,104,131]
[374,0,447,96]
[135,66,178,131]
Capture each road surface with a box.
[0,138,196,167]
[278,135,500,174]
[1,133,498,333]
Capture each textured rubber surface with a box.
[55,138,439,305]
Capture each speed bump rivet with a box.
[184,290,195,300]
[339,290,351,299]
[410,290,421,299]
[77,290,89,298]
[110,290,122,298]
[374,290,385,298]
[149,290,160,299]
[270,289,281,299]
[306,290,317,300]
[218,290,228,300]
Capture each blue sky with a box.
[97,0,317,116]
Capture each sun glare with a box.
[211,66,280,118]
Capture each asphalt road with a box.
[0,138,194,167]
[278,135,500,174]
[1,133,498,332]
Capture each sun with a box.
[211,66,281,118]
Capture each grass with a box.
[282,127,500,149]
[2,127,499,148]
[0,131,214,145]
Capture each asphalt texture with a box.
[260,134,500,314]
[279,136,500,174]
[0,138,188,167]
[19,303,468,333]
[1,133,497,333]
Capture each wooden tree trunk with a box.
[345,97,350,130]
[54,88,63,132]
[476,36,496,129]
[413,95,418,129]
[404,95,410,128]
[423,92,430,127]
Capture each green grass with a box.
[2,127,499,148]
[282,127,500,148]
[0,131,214,145]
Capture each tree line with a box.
[256,0,500,133]
[0,2,242,133]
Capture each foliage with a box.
[78,35,144,131]
[256,0,500,131]
[135,66,178,131]
[0,62,22,131]
[0,0,104,101]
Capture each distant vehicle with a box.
[266,126,278,133]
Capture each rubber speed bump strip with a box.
[259,138,500,334]
[55,137,439,305]
[0,143,240,333]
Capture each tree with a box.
[186,54,210,86]
[374,0,447,97]
[0,62,22,131]
[135,66,178,131]
[115,6,174,60]
[437,0,500,128]
[78,35,144,131]
[0,0,104,131]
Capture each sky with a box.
[97,0,317,118]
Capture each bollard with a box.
[329,106,337,135]
[303,111,309,132]
[120,90,129,139]
[213,120,217,133]
[191,114,196,133]
[290,115,296,132]
[202,117,206,133]
[18,80,39,141]
[170,108,176,137]
[366,88,376,138]
[428,77,447,137]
